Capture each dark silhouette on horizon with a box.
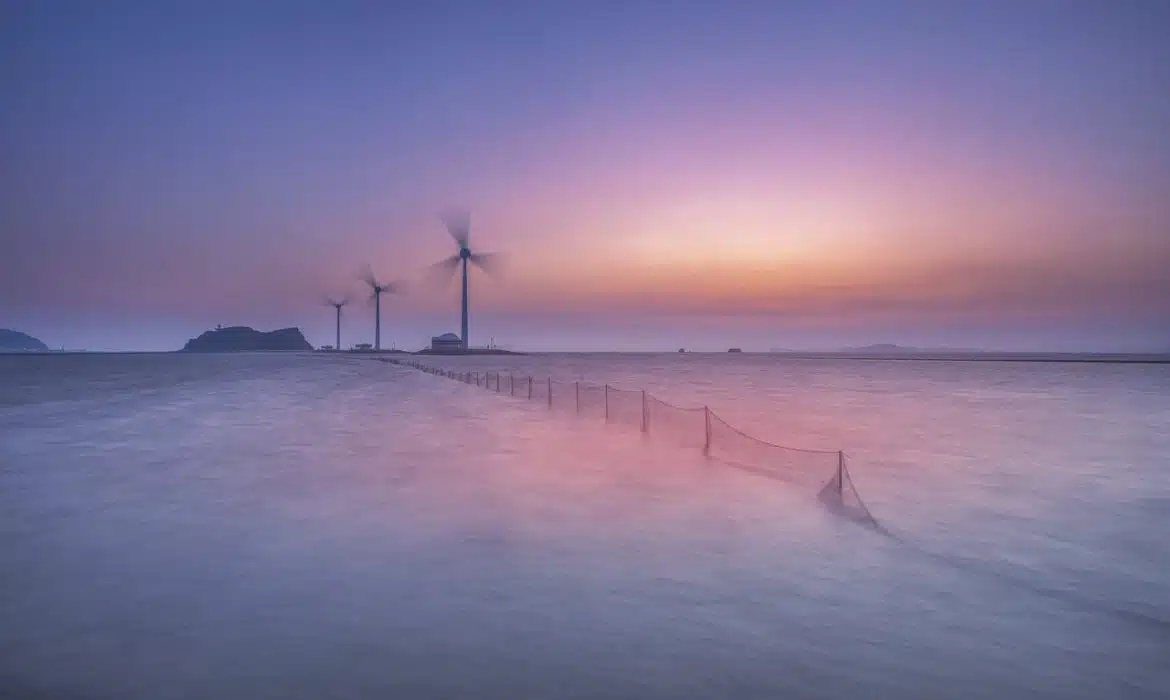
[181,326,312,352]
[0,329,49,352]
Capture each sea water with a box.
[1,352,1167,698]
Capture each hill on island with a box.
[181,326,313,352]
[0,329,49,352]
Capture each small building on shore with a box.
[430,332,464,353]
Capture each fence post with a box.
[528,376,533,400]
[575,382,579,413]
[510,374,514,396]
[837,451,845,497]
[641,390,647,433]
[547,377,552,408]
[604,385,609,422]
[703,406,711,456]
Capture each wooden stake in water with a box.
[604,385,609,421]
[547,377,552,408]
[641,390,647,433]
[703,406,711,456]
[837,451,845,497]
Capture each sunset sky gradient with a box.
[2,1,1168,351]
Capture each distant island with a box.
[0,328,49,352]
[839,343,982,354]
[766,344,982,355]
[181,326,313,352]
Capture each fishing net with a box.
[393,359,883,528]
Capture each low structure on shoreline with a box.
[429,332,464,354]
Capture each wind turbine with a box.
[430,209,501,351]
[324,296,348,351]
[360,266,402,351]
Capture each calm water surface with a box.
[2,352,1168,699]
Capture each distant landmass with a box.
[181,326,312,352]
[839,344,982,354]
[763,345,1168,363]
[767,344,982,354]
[0,328,49,352]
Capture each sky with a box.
[2,0,1168,352]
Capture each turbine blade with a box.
[440,208,471,247]
[359,264,378,288]
[426,255,462,289]
[468,251,503,275]
[384,280,406,295]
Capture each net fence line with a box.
[390,360,883,530]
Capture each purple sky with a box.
[2,0,1168,351]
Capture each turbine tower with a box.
[360,266,401,351]
[431,209,500,350]
[324,296,348,351]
